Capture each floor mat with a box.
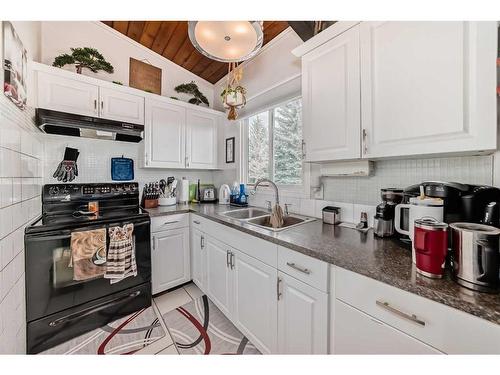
[41,306,167,354]
[162,294,261,355]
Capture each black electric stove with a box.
[25,183,151,354]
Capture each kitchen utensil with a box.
[322,206,341,225]
[450,223,500,293]
[159,179,167,196]
[219,184,231,205]
[395,196,444,263]
[414,218,448,278]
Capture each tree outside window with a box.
[247,99,302,186]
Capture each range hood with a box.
[35,108,144,143]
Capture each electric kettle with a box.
[219,184,231,205]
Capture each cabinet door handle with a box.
[185,156,189,168]
[301,140,306,159]
[94,99,97,113]
[362,129,368,155]
[193,220,201,225]
[226,250,231,268]
[230,252,235,269]
[200,235,205,249]
[277,277,282,300]
[152,237,156,251]
[286,262,311,275]
[101,100,104,111]
[375,300,426,327]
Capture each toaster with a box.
[198,185,217,203]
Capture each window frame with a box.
[239,96,310,197]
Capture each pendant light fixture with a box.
[187,21,264,63]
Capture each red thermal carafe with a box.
[413,218,448,278]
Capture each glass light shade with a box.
[188,21,264,62]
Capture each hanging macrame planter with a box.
[221,62,247,120]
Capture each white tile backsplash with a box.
[0,94,43,354]
[322,155,494,205]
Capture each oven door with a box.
[25,217,151,323]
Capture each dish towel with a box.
[105,224,137,284]
[69,228,107,281]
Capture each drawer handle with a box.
[286,262,311,275]
[376,300,426,327]
[193,220,201,225]
[162,220,180,225]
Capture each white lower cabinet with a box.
[277,271,328,354]
[206,236,233,318]
[334,300,441,354]
[233,249,278,354]
[152,227,190,294]
[190,227,207,291]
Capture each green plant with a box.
[53,47,114,74]
[221,85,247,100]
[174,81,209,106]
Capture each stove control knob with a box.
[48,186,59,195]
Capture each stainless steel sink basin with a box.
[247,214,315,232]
[219,207,270,220]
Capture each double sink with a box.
[218,207,315,232]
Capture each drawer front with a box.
[334,299,441,354]
[335,267,500,354]
[197,215,277,267]
[278,246,329,292]
[190,214,208,231]
[151,213,189,232]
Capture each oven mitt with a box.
[53,147,79,182]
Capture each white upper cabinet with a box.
[360,21,497,158]
[36,69,144,124]
[186,109,219,169]
[295,21,497,161]
[302,24,361,161]
[144,98,186,168]
[37,71,99,117]
[99,87,145,125]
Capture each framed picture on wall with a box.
[2,21,27,110]
[226,137,235,163]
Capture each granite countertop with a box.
[145,203,500,325]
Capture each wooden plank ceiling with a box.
[102,21,289,84]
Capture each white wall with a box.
[0,21,43,354]
[40,21,215,108]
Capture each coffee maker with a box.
[374,188,404,237]
[403,181,500,226]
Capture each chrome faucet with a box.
[252,178,280,207]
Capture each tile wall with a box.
[247,155,495,226]
[43,135,215,188]
[0,96,44,354]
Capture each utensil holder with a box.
[159,197,177,206]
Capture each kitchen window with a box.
[243,98,303,188]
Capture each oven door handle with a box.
[48,290,142,327]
